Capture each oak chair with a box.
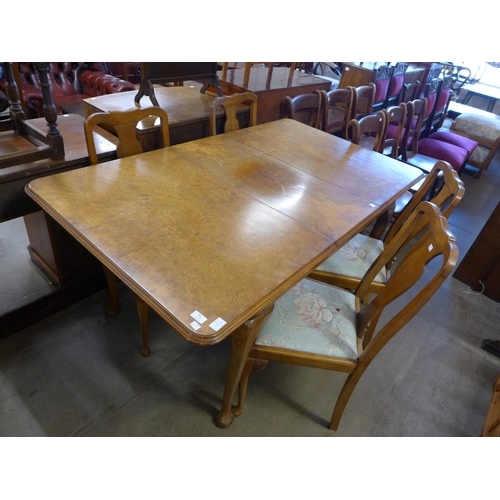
[320,87,356,139]
[209,92,258,136]
[284,91,322,129]
[308,160,464,294]
[234,201,459,431]
[383,103,408,159]
[349,110,387,153]
[84,106,170,356]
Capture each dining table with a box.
[25,118,424,428]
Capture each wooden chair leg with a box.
[216,304,273,428]
[233,358,269,417]
[135,294,151,357]
[103,265,120,317]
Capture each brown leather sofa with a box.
[0,62,136,118]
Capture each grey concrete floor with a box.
[1,151,500,438]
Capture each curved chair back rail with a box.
[84,107,170,165]
[235,201,459,431]
[284,91,322,129]
[209,92,258,136]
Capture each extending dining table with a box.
[25,118,423,428]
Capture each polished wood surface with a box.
[0,113,117,221]
[26,119,423,425]
[218,67,331,123]
[84,85,248,147]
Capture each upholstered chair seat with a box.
[255,278,359,361]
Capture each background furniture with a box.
[84,85,250,148]
[135,62,223,106]
[209,92,258,135]
[284,91,322,129]
[0,63,135,118]
[218,65,331,123]
[454,199,500,302]
[0,62,64,169]
[450,110,500,178]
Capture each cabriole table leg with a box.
[215,303,273,428]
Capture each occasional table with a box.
[462,82,500,113]
[26,119,423,427]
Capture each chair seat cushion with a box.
[418,138,468,171]
[315,233,386,282]
[427,130,478,156]
[255,279,358,360]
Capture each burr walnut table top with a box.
[26,119,423,346]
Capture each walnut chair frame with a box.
[84,106,170,356]
[209,92,258,136]
[234,201,459,431]
[308,160,464,294]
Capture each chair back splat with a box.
[308,160,464,294]
[84,106,171,357]
[209,92,258,136]
[284,91,322,129]
[84,107,170,165]
[350,110,387,153]
[320,86,356,139]
[235,201,459,431]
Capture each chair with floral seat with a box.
[307,160,463,294]
[233,201,459,431]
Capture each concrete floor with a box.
[1,144,500,438]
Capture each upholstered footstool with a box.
[450,111,500,178]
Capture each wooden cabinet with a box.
[339,63,428,97]
[454,200,500,302]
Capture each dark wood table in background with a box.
[217,66,331,123]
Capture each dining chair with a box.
[234,200,459,431]
[353,83,376,120]
[423,76,453,137]
[209,92,258,136]
[284,91,322,129]
[383,103,408,159]
[84,106,170,356]
[308,160,464,294]
[372,64,393,112]
[384,62,407,108]
[401,97,476,174]
[349,110,387,153]
[402,80,421,102]
[320,86,356,139]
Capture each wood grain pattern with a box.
[26,119,423,347]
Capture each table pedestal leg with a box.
[215,303,273,428]
[103,266,120,317]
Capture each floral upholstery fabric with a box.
[454,112,500,164]
[314,233,386,283]
[255,279,358,360]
